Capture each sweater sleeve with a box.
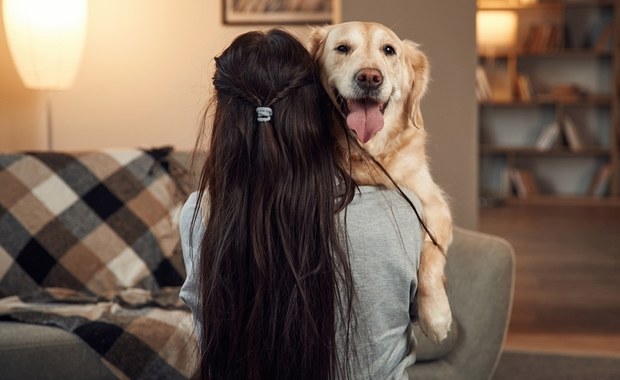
[179,192,203,331]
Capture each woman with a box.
[180,29,423,380]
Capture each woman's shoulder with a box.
[180,191,202,229]
[354,185,422,213]
[183,191,200,209]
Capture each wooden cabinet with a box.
[477,0,619,205]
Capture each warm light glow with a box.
[3,0,88,90]
[476,10,518,55]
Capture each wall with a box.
[342,0,479,228]
[0,0,478,228]
[0,0,313,151]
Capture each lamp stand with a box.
[45,92,53,151]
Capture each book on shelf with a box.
[561,116,583,151]
[594,24,613,52]
[509,168,539,199]
[535,121,560,151]
[551,84,587,102]
[516,74,534,102]
[523,24,541,52]
[476,65,493,101]
[587,164,611,197]
[523,23,563,53]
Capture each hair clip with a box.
[256,107,272,122]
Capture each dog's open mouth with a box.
[336,90,388,144]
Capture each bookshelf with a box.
[477,0,619,205]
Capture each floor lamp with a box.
[3,0,88,151]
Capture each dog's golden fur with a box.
[309,21,453,343]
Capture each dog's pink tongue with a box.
[346,99,384,144]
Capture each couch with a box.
[0,148,514,380]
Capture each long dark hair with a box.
[193,29,357,379]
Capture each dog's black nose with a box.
[355,68,383,90]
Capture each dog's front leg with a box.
[403,165,453,344]
[417,240,452,343]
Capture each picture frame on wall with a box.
[223,0,333,25]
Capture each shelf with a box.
[516,50,614,58]
[562,0,617,8]
[477,0,618,204]
[478,0,615,11]
[479,50,614,59]
[481,193,620,207]
[478,3,564,11]
[480,146,612,156]
[480,94,613,107]
[504,195,620,206]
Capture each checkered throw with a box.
[0,148,185,298]
[0,288,197,379]
[0,148,196,379]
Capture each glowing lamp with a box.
[476,10,518,55]
[3,0,88,90]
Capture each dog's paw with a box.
[418,292,452,344]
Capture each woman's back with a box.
[180,185,422,379]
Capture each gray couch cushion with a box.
[0,321,115,380]
[408,227,514,380]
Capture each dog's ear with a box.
[308,26,330,61]
[403,40,430,128]
[404,40,429,99]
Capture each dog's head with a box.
[309,22,429,147]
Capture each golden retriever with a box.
[309,22,453,343]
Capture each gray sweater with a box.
[179,186,422,379]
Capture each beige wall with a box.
[0,0,313,151]
[0,0,478,228]
[343,0,479,228]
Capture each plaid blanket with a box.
[0,148,196,379]
[0,288,197,379]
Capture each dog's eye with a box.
[336,44,349,54]
[383,45,396,56]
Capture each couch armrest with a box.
[408,226,515,380]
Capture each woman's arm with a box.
[179,192,203,330]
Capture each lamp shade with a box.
[476,11,518,55]
[3,0,88,90]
